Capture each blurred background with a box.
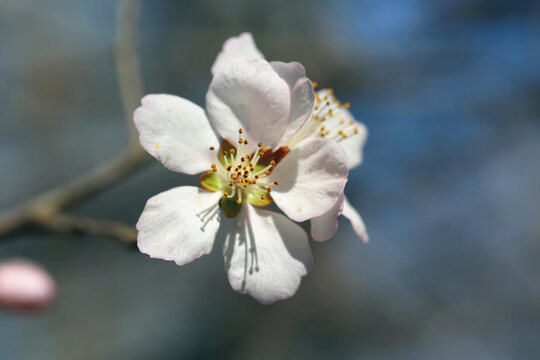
[1,0,540,358]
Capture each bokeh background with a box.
[1,0,540,359]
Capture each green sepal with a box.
[246,192,273,207]
[220,196,242,218]
[200,170,222,192]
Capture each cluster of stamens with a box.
[209,129,279,205]
[304,83,360,142]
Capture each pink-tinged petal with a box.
[342,196,369,243]
[223,205,312,304]
[268,137,349,222]
[206,58,291,151]
[339,112,368,169]
[134,94,219,175]
[0,259,56,312]
[270,61,315,147]
[211,33,265,76]
[137,186,222,266]
[310,193,345,242]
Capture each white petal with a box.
[270,61,315,148]
[206,58,291,151]
[223,205,312,304]
[137,186,222,266]
[268,137,349,222]
[211,33,265,76]
[310,193,345,242]
[342,196,369,243]
[134,94,219,175]
[340,113,368,169]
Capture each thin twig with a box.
[38,214,137,244]
[0,0,146,242]
[116,0,144,149]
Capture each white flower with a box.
[212,33,369,243]
[134,57,349,304]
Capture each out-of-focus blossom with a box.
[0,259,56,312]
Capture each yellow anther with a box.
[211,163,216,168]
[236,199,242,204]
[238,128,243,134]
[321,126,326,131]
[329,109,333,116]
[246,154,252,160]
[270,160,276,166]
[266,187,272,193]
[316,94,321,102]
[224,192,229,196]
[354,127,359,134]
[241,157,245,162]
[229,181,233,186]
[328,88,334,94]
[344,102,350,108]
[324,96,328,100]
[238,138,243,144]
[244,139,248,145]
[249,162,254,167]
[243,183,248,188]
[313,81,318,88]
[255,175,259,179]
[212,168,217,172]
[230,149,235,154]
[273,181,279,185]
[258,142,262,147]
[209,146,215,151]
[264,171,270,175]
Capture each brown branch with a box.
[116,0,144,148]
[38,214,137,244]
[0,0,147,242]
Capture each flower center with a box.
[201,129,281,217]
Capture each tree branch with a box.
[0,0,147,242]
[116,0,144,149]
[38,214,137,244]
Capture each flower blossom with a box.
[134,56,349,303]
[212,33,369,243]
[0,259,56,312]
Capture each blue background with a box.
[1,0,539,358]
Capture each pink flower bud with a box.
[0,259,56,312]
